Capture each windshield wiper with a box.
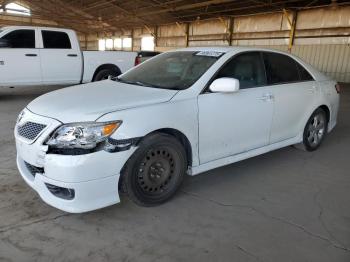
[119,78,164,89]
[116,77,179,90]
[115,77,136,85]
[135,81,165,89]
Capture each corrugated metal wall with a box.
[154,7,350,82]
[292,45,350,82]
[256,45,350,82]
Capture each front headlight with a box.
[46,121,122,149]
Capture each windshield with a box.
[117,51,222,90]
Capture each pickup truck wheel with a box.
[93,68,120,81]
[302,108,328,151]
[121,133,187,206]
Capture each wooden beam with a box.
[131,28,134,51]
[144,25,156,37]
[136,0,235,17]
[283,9,297,52]
[47,0,118,31]
[175,21,189,47]
[154,25,158,47]
[185,23,189,47]
[173,0,303,19]
[228,16,234,46]
[19,0,96,33]
[289,11,297,52]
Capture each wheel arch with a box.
[305,104,331,127]
[319,104,330,124]
[118,128,193,193]
[92,64,121,81]
[145,128,193,167]
[301,104,331,139]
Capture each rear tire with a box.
[302,108,328,151]
[121,133,187,206]
[93,68,120,81]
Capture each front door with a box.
[0,29,41,86]
[198,52,274,164]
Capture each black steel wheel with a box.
[121,133,187,206]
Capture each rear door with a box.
[39,29,82,85]
[0,29,41,86]
[262,52,316,143]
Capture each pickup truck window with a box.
[42,30,71,49]
[118,51,219,90]
[1,29,35,48]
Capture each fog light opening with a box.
[45,183,75,200]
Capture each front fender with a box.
[97,98,199,167]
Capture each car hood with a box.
[27,80,178,123]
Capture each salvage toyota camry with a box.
[15,47,340,213]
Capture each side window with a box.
[296,62,314,81]
[262,52,300,85]
[215,52,266,89]
[1,29,35,48]
[42,30,71,49]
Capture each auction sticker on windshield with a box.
[195,51,224,57]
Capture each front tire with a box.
[302,108,328,151]
[121,133,187,206]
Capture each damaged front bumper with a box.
[14,108,136,213]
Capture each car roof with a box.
[174,46,289,54]
[175,46,241,53]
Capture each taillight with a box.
[335,83,341,94]
[134,56,141,66]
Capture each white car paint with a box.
[0,26,143,87]
[14,46,339,213]
[27,80,178,122]
[198,84,274,163]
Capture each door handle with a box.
[25,54,37,57]
[259,94,274,101]
[67,54,78,57]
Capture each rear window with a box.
[262,52,300,85]
[42,30,71,49]
[296,62,314,81]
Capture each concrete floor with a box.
[0,85,349,262]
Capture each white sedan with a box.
[14,47,340,213]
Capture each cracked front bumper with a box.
[14,109,136,213]
[17,154,121,213]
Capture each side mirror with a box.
[0,39,11,48]
[209,77,240,93]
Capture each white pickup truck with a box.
[0,26,159,87]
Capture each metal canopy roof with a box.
[1,0,350,33]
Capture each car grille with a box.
[24,161,44,177]
[17,122,46,141]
